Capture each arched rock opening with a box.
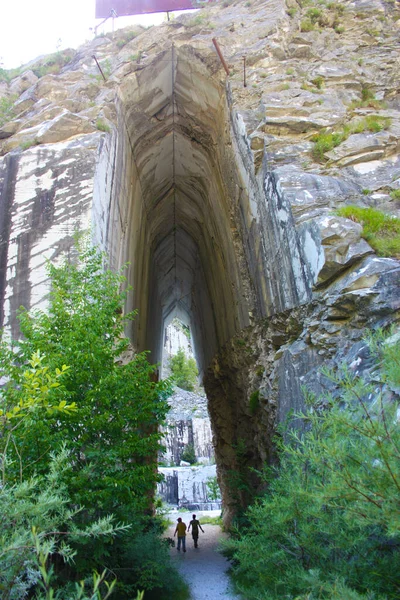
[95,44,317,520]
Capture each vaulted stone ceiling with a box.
[112,45,253,372]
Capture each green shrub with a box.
[0,241,187,599]
[300,19,314,31]
[223,331,400,600]
[306,7,322,22]
[206,476,222,501]
[96,119,110,132]
[169,347,199,391]
[327,2,345,13]
[336,205,400,257]
[311,75,324,89]
[181,444,196,464]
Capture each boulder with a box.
[326,131,399,166]
[314,215,374,284]
[13,86,37,116]
[35,111,95,144]
[0,120,20,140]
[9,70,38,97]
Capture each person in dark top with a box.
[187,513,204,548]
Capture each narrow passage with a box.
[167,512,240,600]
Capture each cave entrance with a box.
[109,43,254,374]
[101,43,272,520]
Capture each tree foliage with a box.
[223,331,400,600]
[169,347,198,391]
[0,243,189,599]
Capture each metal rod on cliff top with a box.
[92,55,107,82]
[212,38,230,76]
[243,55,247,88]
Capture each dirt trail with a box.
[167,517,240,600]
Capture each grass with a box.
[96,119,110,132]
[300,19,314,32]
[306,7,322,22]
[390,189,400,200]
[312,115,392,161]
[31,50,74,78]
[198,515,223,526]
[349,86,386,110]
[336,205,400,257]
[301,82,321,93]
[311,75,324,89]
[20,139,38,150]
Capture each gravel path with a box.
[167,513,240,600]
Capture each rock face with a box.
[161,389,214,467]
[0,0,400,522]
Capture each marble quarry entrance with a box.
[92,43,326,521]
[2,40,399,524]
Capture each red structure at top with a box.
[95,0,204,17]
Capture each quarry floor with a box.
[166,510,240,600]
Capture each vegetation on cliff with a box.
[336,206,400,258]
[0,243,188,599]
[223,331,400,599]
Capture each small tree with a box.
[169,348,198,391]
[223,331,400,600]
[0,243,184,598]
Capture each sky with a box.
[0,0,183,69]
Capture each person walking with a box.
[188,513,204,548]
[174,517,187,552]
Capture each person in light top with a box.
[174,517,187,552]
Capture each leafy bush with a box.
[181,443,196,464]
[223,331,400,600]
[336,205,400,257]
[169,347,199,391]
[206,476,222,501]
[0,241,189,599]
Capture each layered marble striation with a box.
[0,134,102,335]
